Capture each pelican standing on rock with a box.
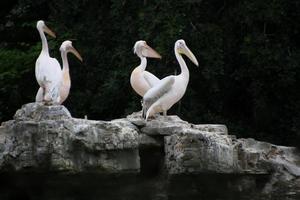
[36,41,83,104]
[58,40,83,104]
[142,39,199,120]
[130,40,162,97]
[35,20,62,104]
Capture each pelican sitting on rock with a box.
[36,41,83,104]
[130,40,162,97]
[35,20,62,104]
[142,39,199,120]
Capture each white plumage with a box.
[36,41,83,104]
[58,40,83,104]
[35,20,62,104]
[130,40,161,97]
[142,39,199,120]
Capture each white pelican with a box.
[142,39,199,120]
[58,40,83,104]
[35,20,62,104]
[130,40,162,97]
[36,41,83,104]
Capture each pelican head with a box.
[133,40,161,59]
[175,39,199,66]
[36,20,56,38]
[60,40,83,62]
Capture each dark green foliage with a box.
[0,0,299,146]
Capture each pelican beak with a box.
[142,44,162,59]
[43,25,56,38]
[182,46,199,66]
[69,46,83,62]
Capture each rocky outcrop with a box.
[0,103,299,200]
[0,103,139,173]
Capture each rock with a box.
[126,111,146,127]
[165,128,238,174]
[127,112,191,136]
[191,124,228,135]
[0,103,139,173]
[164,129,300,199]
[237,138,300,175]
[0,103,300,199]
[14,102,71,121]
[164,129,300,176]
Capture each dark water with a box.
[0,172,273,200]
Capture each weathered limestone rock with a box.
[14,102,72,121]
[0,103,139,173]
[164,129,300,175]
[128,112,300,199]
[127,112,191,136]
[163,126,300,199]
[165,128,237,174]
[192,124,228,134]
[0,103,299,199]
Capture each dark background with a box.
[0,0,299,146]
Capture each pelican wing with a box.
[142,76,175,118]
[143,71,160,88]
[36,58,61,83]
[47,57,62,84]
[35,56,62,103]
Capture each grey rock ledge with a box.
[0,103,299,199]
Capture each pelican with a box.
[142,39,199,120]
[130,40,162,97]
[36,41,83,104]
[58,40,83,104]
[35,20,62,104]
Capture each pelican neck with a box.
[38,28,49,56]
[138,56,147,71]
[175,48,189,79]
[61,51,69,71]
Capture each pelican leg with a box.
[35,87,44,102]
[43,85,52,102]
[141,99,146,118]
[42,87,47,105]
[42,77,53,104]
[145,108,153,121]
[163,110,167,117]
[145,101,160,121]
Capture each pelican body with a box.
[35,20,62,104]
[36,41,83,104]
[142,39,199,120]
[58,41,83,104]
[130,41,161,97]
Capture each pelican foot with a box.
[145,114,161,121]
